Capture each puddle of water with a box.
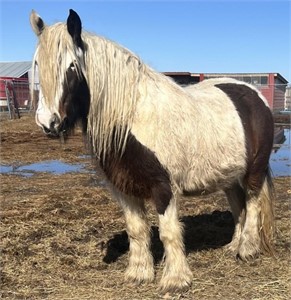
[79,155,91,159]
[270,129,291,177]
[0,160,87,177]
[0,165,14,173]
[18,161,84,174]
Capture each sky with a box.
[0,0,290,82]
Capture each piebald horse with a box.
[30,9,275,292]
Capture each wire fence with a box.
[0,79,39,119]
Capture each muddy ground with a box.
[0,114,290,299]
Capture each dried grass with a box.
[1,115,290,299]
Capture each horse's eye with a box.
[69,63,76,71]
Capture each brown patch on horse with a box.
[100,130,173,215]
[59,65,90,134]
[215,83,274,192]
[216,83,275,256]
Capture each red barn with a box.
[164,72,288,112]
[0,61,32,117]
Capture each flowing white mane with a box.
[32,22,154,159]
[83,31,147,159]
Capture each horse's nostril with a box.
[42,125,51,134]
[49,113,61,131]
[41,114,62,138]
[42,124,59,138]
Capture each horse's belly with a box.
[132,120,247,193]
[176,136,246,192]
[175,159,246,194]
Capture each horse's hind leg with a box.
[237,189,262,260]
[157,195,192,292]
[112,187,154,284]
[224,183,246,254]
[238,169,274,260]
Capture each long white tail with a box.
[259,167,275,255]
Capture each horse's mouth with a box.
[42,125,59,138]
[42,117,70,139]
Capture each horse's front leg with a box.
[157,195,193,292]
[113,188,154,284]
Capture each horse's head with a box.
[30,9,90,137]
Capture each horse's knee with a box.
[151,182,173,215]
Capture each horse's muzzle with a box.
[42,114,68,138]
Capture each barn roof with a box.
[0,61,32,78]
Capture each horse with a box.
[30,9,275,292]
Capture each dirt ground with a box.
[0,114,290,300]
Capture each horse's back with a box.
[132,76,254,193]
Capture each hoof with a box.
[237,248,260,261]
[124,263,154,285]
[224,240,239,255]
[159,271,192,293]
[237,238,260,261]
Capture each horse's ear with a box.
[67,9,83,49]
[30,10,45,36]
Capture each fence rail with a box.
[0,79,33,119]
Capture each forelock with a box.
[34,22,83,108]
